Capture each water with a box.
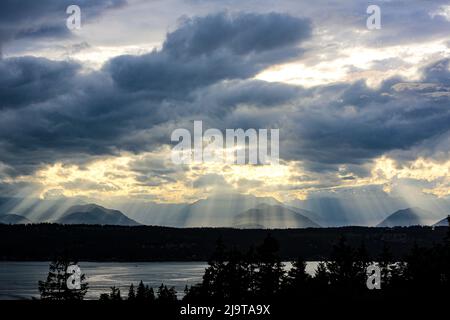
[0,261,320,300]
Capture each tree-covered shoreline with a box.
[1,223,447,261]
[37,218,449,307]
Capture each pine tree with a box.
[326,237,359,290]
[378,242,393,287]
[136,280,146,301]
[284,257,310,290]
[443,216,450,287]
[109,286,122,301]
[446,216,450,246]
[157,283,177,303]
[202,238,227,300]
[354,242,370,285]
[99,286,122,301]
[245,245,258,295]
[255,234,285,297]
[313,262,329,288]
[145,285,155,302]
[223,247,251,301]
[99,293,110,301]
[38,257,88,300]
[128,283,136,301]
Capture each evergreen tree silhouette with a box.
[404,243,425,284]
[100,286,122,301]
[255,234,285,298]
[354,241,370,285]
[145,285,155,302]
[128,283,135,301]
[157,283,177,303]
[111,286,122,301]
[183,230,450,306]
[202,237,227,301]
[378,242,394,287]
[443,216,450,287]
[129,281,155,302]
[284,257,310,290]
[326,237,363,291]
[99,293,109,301]
[136,280,146,301]
[38,257,88,300]
[313,262,329,289]
[223,247,251,301]
[245,245,258,295]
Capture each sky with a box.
[0,0,450,223]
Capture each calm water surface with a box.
[0,261,320,300]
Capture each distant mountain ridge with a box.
[174,194,281,227]
[433,216,449,227]
[1,195,448,228]
[376,207,433,227]
[0,214,31,224]
[57,204,140,226]
[233,204,321,229]
[0,196,76,222]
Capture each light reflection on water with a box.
[0,261,320,300]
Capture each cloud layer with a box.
[0,4,449,213]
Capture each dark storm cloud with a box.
[1,5,449,187]
[0,12,312,177]
[105,12,311,94]
[163,12,311,57]
[194,80,302,109]
[0,0,126,46]
[2,56,450,179]
[172,58,450,176]
[0,57,79,109]
[306,0,450,47]
[369,0,450,46]
[278,59,450,171]
[422,59,450,85]
[0,67,159,175]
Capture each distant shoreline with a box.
[0,224,447,261]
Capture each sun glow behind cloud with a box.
[27,149,299,203]
[368,156,450,197]
[6,149,449,207]
[255,40,450,88]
